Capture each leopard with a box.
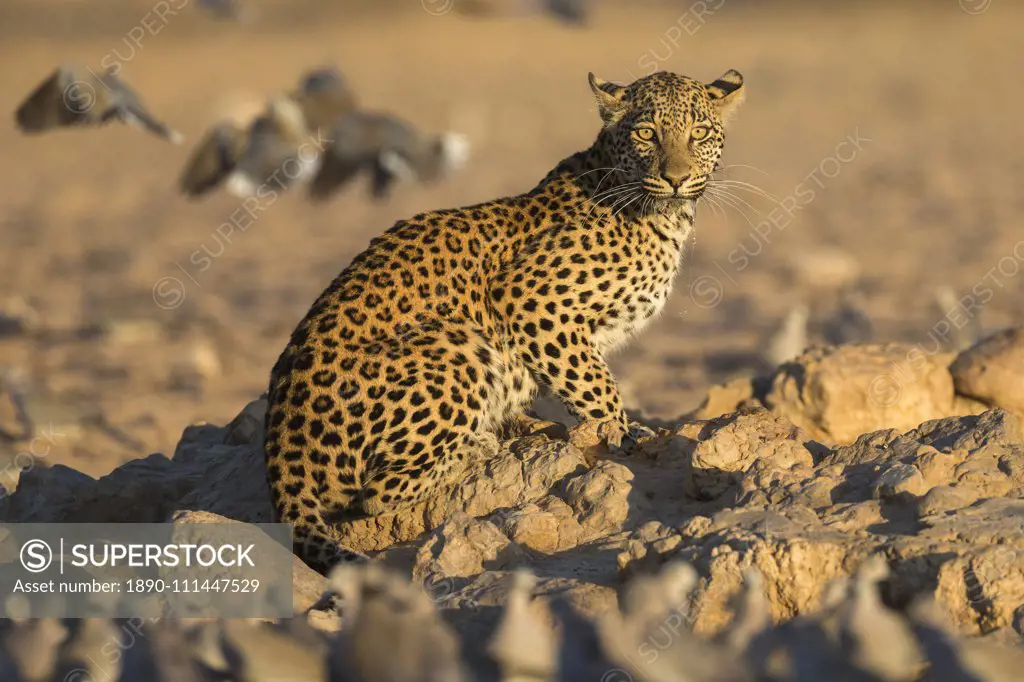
[264,68,746,574]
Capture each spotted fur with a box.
[264,69,745,573]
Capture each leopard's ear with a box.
[588,72,628,125]
[705,69,744,126]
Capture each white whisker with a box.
[585,183,644,221]
[704,188,759,229]
[706,186,764,218]
[718,163,773,178]
[588,168,631,199]
[711,178,782,205]
[575,166,624,180]
[607,190,640,212]
[591,184,642,206]
[613,192,644,218]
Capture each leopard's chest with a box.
[591,219,691,353]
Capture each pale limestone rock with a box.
[764,343,963,444]
[950,326,1024,417]
[560,460,634,539]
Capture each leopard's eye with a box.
[632,127,656,142]
[690,126,710,141]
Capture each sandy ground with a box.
[0,0,1021,478]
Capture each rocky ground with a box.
[1,327,1022,680]
[1,1,1022,680]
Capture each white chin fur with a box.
[439,132,471,171]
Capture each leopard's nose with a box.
[661,172,690,190]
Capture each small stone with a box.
[306,608,342,634]
[950,326,1024,417]
[103,318,163,345]
[917,485,982,516]
[561,461,634,538]
[764,343,961,444]
[225,397,267,447]
[500,504,560,553]
[689,377,758,420]
[871,463,928,500]
[0,296,40,337]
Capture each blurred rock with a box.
[0,462,90,522]
[787,248,862,294]
[171,509,330,615]
[207,90,266,126]
[933,285,986,353]
[908,596,1024,682]
[598,561,754,682]
[0,399,273,525]
[820,290,875,346]
[0,617,66,682]
[168,335,221,394]
[198,0,254,22]
[832,555,924,680]
[218,619,328,682]
[486,569,557,682]
[452,0,589,26]
[224,395,268,448]
[0,297,39,338]
[0,456,189,523]
[719,567,772,655]
[0,478,1020,682]
[762,304,809,368]
[329,563,468,682]
[102,318,163,346]
[119,619,209,682]
[687,376,762,421]
[54,619,123,682]
[764,343,966,444]
[949,326,1024,418]
[0,387,83,447]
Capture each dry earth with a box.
[0,1,1023,680]
[1,0,1022,478]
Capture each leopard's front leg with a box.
[505,322,647,461]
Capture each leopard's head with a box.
[588,69,744,204]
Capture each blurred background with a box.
[0,0,1021,479]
